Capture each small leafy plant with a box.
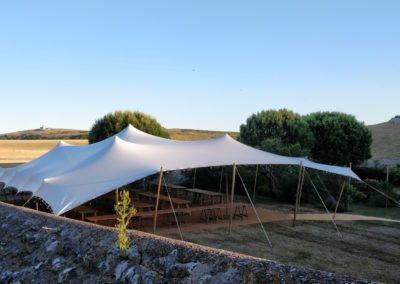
[114,189,137,253]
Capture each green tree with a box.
[305,112,372,165]
[88,110,169,143]
[239,109,314,156]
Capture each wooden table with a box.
[137,192,191,209]
[184,188,224,205]
[72,205,98,221]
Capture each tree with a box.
[88,110,169,143]
[305,112,372,166]
[239,109,314,156]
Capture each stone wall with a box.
[0,202,376,283]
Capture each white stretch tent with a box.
[0,125,360,215]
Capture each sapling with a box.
[114,189,137,254]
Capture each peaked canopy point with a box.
[0,125,360,215]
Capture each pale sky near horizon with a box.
[0,1,399,133]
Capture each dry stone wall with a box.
[0,202,377,283]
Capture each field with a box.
[166,202,400,283]
[0,129,238,165]
[0,140,88,164]
[368,122,400,159]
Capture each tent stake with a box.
[236,167,273,248]
[252,165,259,202]
[229,164,237,235]
[153,167,164,234]
[293,163,304,227]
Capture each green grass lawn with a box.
[349,204,400,220]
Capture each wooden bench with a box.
[86,202,250,225]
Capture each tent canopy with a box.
[0,125,360,215]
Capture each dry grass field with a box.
[0,140,88,165]
[0,129,238,165]
[369,122,400,159]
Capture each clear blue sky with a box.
[0,1,399,133]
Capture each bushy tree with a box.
[88,110,169,143]
[304,112,372,165]
[239,109,314,156]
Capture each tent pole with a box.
[225,174,229,216]
[333,179,347,219]
[115,187,119,203]
[219,167,224,193]
[386,166,389,208]
[298,165,306,208]
[293,163,303,227]
[162,174,183,241]
[35,199,39,211]
[229,164,237,235]
[192,168,197,188]
[252,165,259,202]
[236,167,273,248]
[153,167,164,234]
[305,169,342,238]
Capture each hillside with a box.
[367,119,400,165]
[0,128,88,140]
[0,128,238,141]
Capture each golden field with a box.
[0,140,88,165]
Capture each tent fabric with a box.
[0,125,361,215]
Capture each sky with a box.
[0,1,399,133]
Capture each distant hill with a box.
[0,128,89,140]
[0,128,239,141]
[366,117,400,166]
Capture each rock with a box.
[126,246,141,264]
[168,262,211,282]
[35,262,44,270]
[143,271,156,284]
[115,261,129,281]
[121,266,142,283]
[58,267,76,283]
[0,271,13,282]
[46,241,59,254]
[155,249,178,271]
[210,268,242,284]
[51,258,65,272]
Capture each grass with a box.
[349,204,400,220]
[168,128,238,140]
[168,220,400,283]
[368,122,400,160]
[0,129,238,164]
[0,140,88,164]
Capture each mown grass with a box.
[168,220,400,283]
[349,204,400,220]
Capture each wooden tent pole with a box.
[298,166,306,208]
[293,163,303,227]
[35,199,39,211]
[386,166,389,208]
[252,165,259,202]
[153,167,164,234]
[229,164,237,235]
[334,162,351,218]
[115,187,119,203]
